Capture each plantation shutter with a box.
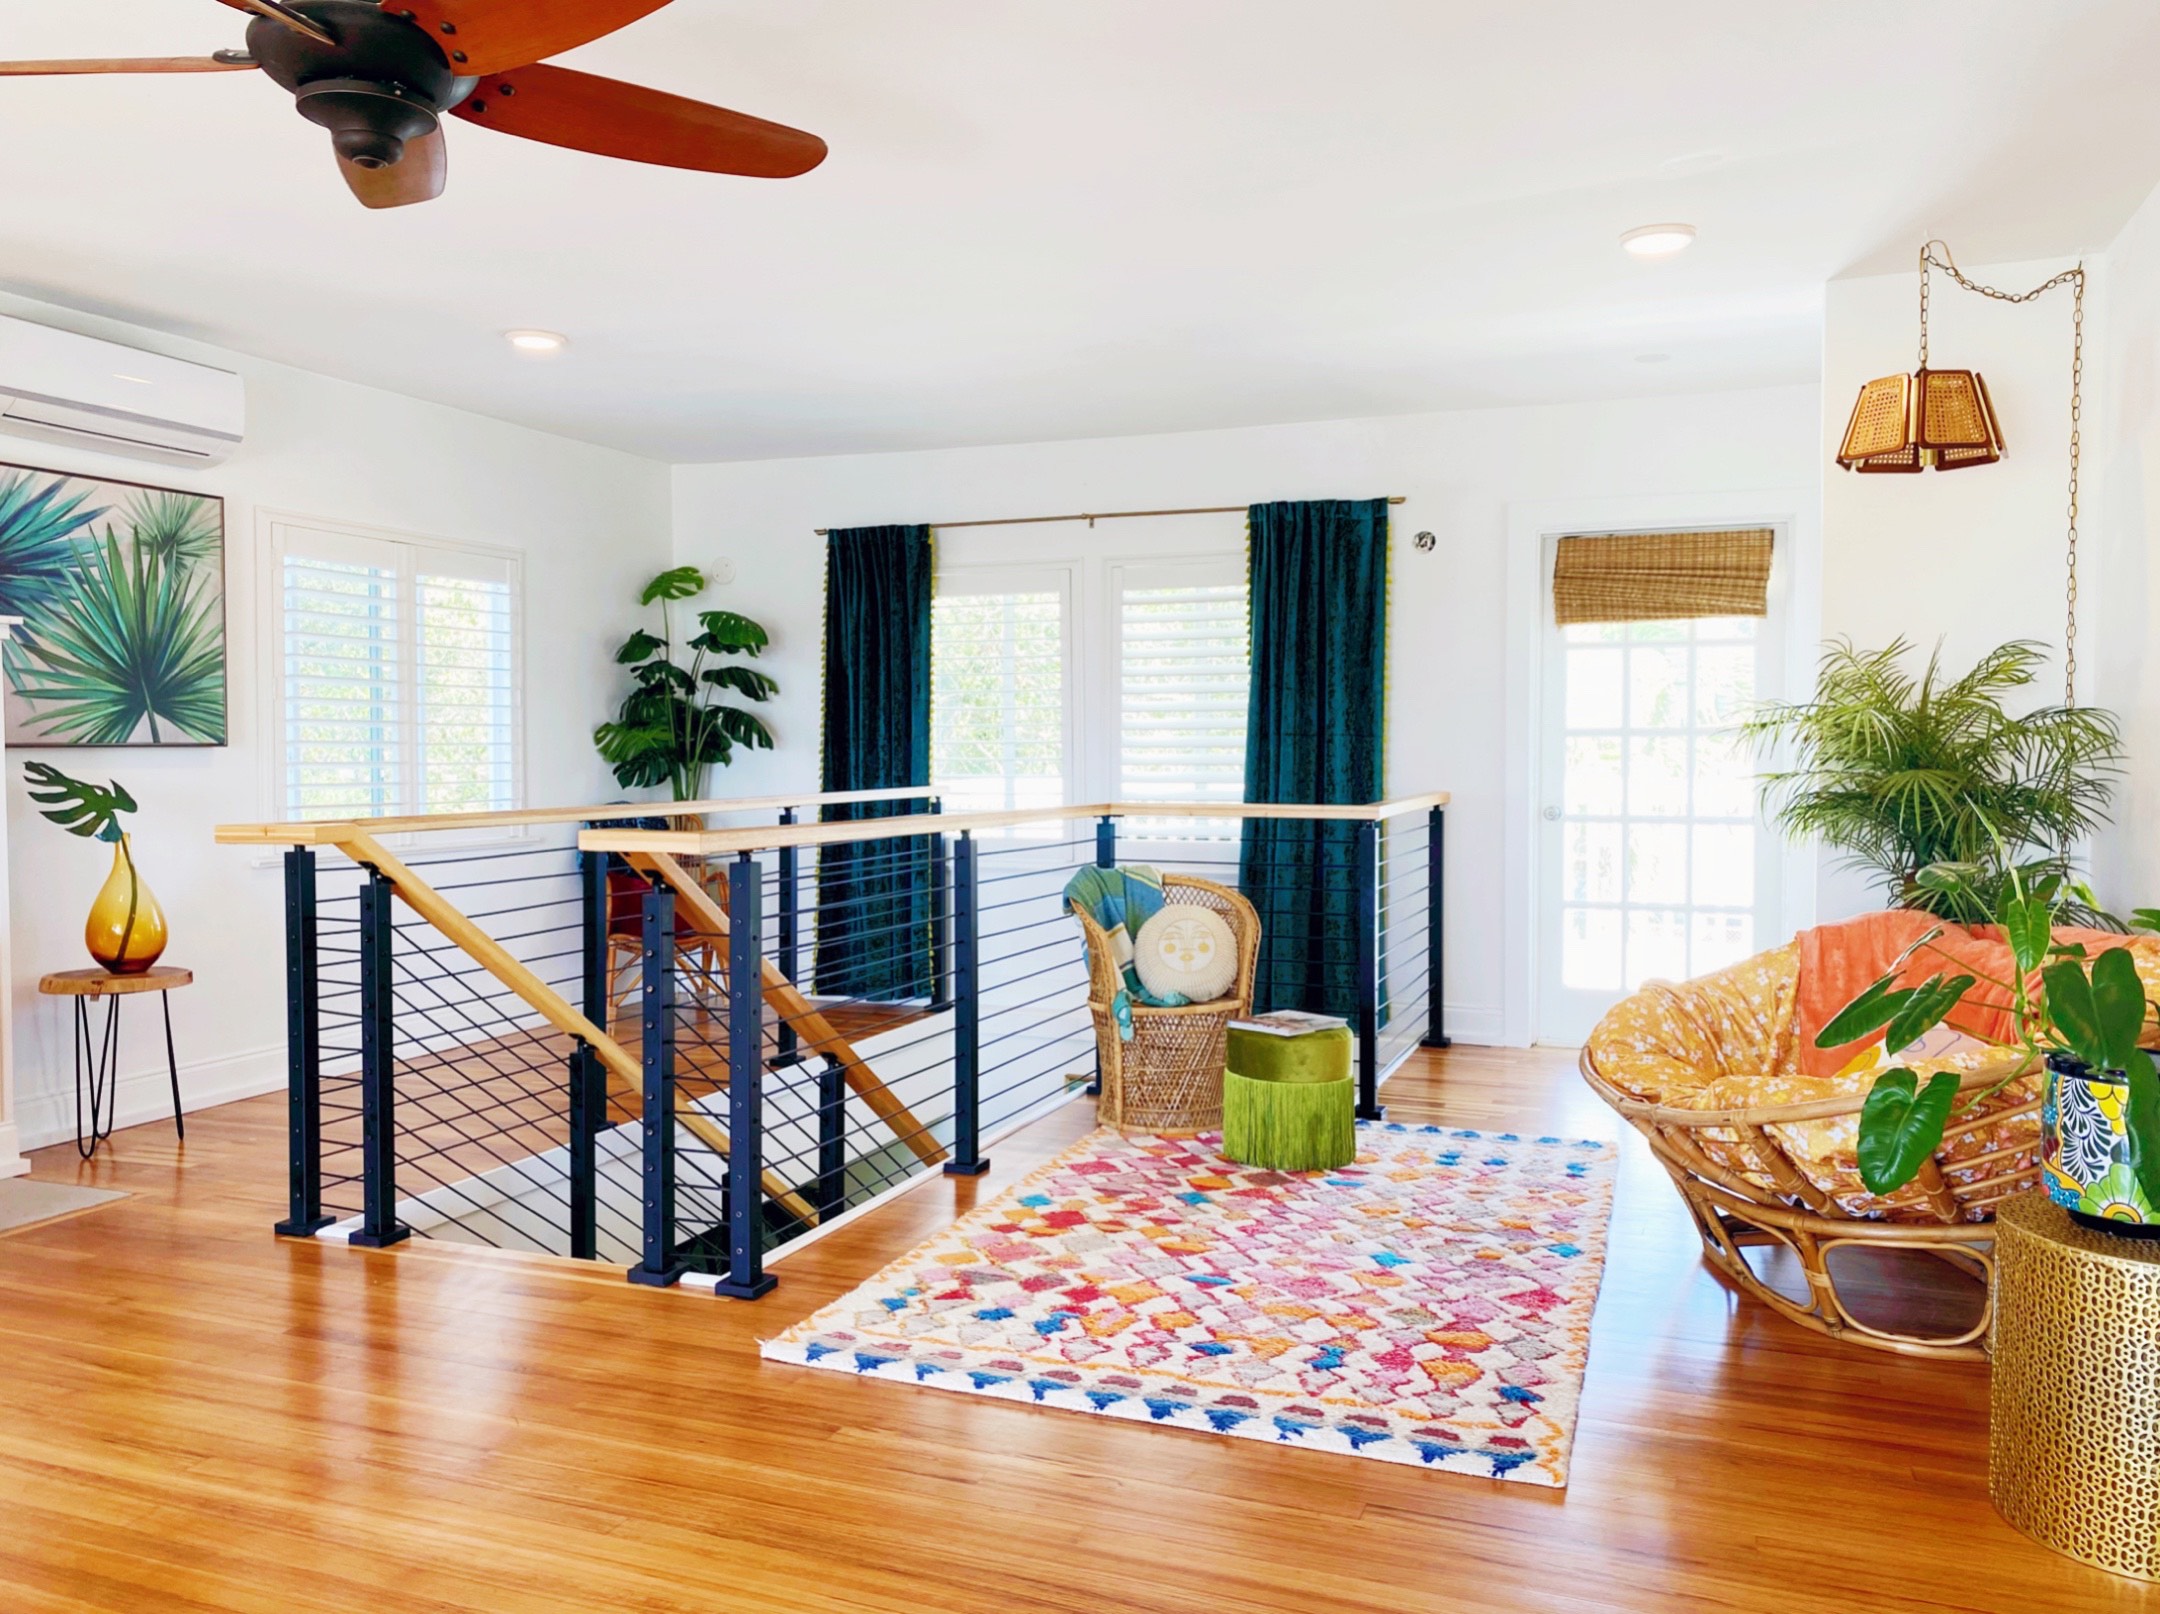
[282,533,403,822]
[1552,528,1774,626]
[416,553,518,815]
[930,586,1068,813]
[276,521,520,822]
[1118,570,1250,833]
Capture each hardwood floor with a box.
[3,1045,2155,1612]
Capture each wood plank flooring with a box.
[3,1045,2156,1612]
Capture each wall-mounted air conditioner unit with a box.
[0,315,244,468]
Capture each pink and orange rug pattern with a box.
[761,1123,1616,1486]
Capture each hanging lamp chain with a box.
[1918,240,2085,702]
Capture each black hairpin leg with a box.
[74,996,120,1161]
[72,988,185,1159]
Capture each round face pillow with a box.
[1133,903,1238,1002]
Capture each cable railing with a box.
[222,787,1449,1296]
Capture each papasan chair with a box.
[1579,915,2160,1361]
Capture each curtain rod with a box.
[813,496,1406,536]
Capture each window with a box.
[930,573,1070,814]
[273,520,521,822]
[1116,563,1249,837]
[928,533,1252,824]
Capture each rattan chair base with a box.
[1582,1046,2014,1363]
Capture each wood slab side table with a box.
[40,966,192,1161]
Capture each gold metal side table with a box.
[1991,1191,2160,1581]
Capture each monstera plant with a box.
[1821,865,2160,1231]
[593,566,777,802]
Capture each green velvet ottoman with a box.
[1222,1025,1356,1171]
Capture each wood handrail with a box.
[218,791,1451,851]
[578,794,1453,858]
[212,786,940,847]
[337,832,820,1227]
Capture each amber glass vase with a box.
[85,834,166,974]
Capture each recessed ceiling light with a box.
[1620,223,1697,258]
[505,329,568,354]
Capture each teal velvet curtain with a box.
[1239,498,1388,1018]
[817,525,934,1000]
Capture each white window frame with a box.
[259,509,528,852]
[929,529,1251,801]
[1503,488,1821,1048]
[929,561,1081,822]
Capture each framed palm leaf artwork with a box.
[0,461,226,747]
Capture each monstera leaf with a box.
[23,760,135,843]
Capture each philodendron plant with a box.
[1823,866,2160,1200]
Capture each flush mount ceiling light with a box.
[1836,239,2088,699]
[505,329,567,354]
[1620,222,1696,258]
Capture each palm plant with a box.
[9,533,226,744]
[1743,639,2121,922]
[123,489,221,571]
[0,469,106,627]
[593,566,776,800]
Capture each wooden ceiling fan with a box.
[0,0,827,208]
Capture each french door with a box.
[1537,604,1782,1045]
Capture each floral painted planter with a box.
[2043,1052,2160,1237]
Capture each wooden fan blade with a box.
[448,64,825,178]
[0,56,257,76]
[337,127,447,208]
[395,0,673,76]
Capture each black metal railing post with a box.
[1354,817,1385,1122]
[1421,805,1450,1049]
[776,806,800,1066]
[718,852,778,1298]
[569,849,610,1261]
[946,830,990,1177]
[629,880,685,1288]
[350,867,410,1248]
[276,847,333,1237]
[1088,815,1115,1096]
[928,795,953,1012]
[816,1059,848,1221]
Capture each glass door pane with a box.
[1541,613,1771,1043]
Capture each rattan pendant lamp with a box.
[1835,239,2088,697]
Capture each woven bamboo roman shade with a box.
[1551,528,1774,626]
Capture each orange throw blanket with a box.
[1795,910,2134,1077]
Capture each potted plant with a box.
[593,566,777,803]
[24,761,166,973]
[1745,638,2121,924]
[1821,867,2160,1235]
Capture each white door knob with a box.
[1542,806,1562,821]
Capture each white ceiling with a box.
[3,0,2157,462]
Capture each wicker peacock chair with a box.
[1072,873,1260,1136]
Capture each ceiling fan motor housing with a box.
[250,1,476,168]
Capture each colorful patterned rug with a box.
[761,1123,1617,1486]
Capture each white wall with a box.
[0,291,672,1152]
[672,385,1823,1044]
[2093,181,2160,906]
[1819,242,2130,918]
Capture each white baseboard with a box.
[15,1043,285,1154]
[0,1122,25,1178]
[1431,1003,1504,1046]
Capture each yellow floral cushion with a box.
[1585,937,2160,1222]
